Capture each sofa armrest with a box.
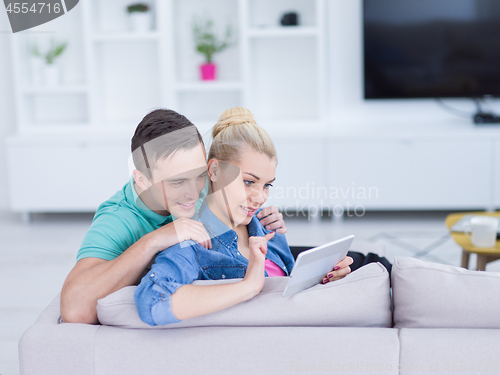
[33,293,63,324]
[19,293,101,375]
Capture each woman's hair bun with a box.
[212,107,257,139]
[208,106,277,164]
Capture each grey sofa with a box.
[19,257,500,375]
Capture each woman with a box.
[134,107,353,326]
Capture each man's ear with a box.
[207,159,219,182]
[133,169,152,191]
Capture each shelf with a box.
[23,85,88,95]
[19,122,91,132]
[92,32,159,42]
[248,27,319,38]
[175,81,243,92]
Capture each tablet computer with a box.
[282,235,354,297]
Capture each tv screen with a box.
[363,0,500,99]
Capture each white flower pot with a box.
[129,12,152,32]
[43,64,60,86]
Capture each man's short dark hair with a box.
[131,109,203,180]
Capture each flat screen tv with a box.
[363,0,500,99]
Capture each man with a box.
[60,109,287,324]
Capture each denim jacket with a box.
[134,200,295,326]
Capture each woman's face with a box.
[208,146,276,228]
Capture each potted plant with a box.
[192,16,235,81]
[30,40,67,86]
[126,3,152,32]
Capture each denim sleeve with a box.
[276,232,295,274]
[134,240,200,326]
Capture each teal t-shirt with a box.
[76,177,207,262]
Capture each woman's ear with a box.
[207,159,219,182]
[133,169,152,191]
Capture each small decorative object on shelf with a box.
[30,40,67,86]
[192,15,235,81]
[126,3,152,32]
[280,12,299,26]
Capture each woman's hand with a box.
[257,206,287,234]
[242,231,275,296]
[322,256,354,284]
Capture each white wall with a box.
[327,0,500,125]
[0,12,16,211]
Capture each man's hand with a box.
[149,217,212,253]
[257,206,287,234]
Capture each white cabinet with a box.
[266,136,495,213]
[328,139,492,210]
[7,137,130,212]
[7,131,500,214]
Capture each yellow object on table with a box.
[445,211,500,271]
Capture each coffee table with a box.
[445,212,500,271]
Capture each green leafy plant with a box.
[127,3,149,13]
[192,16,235,64]
[31,40,67,65]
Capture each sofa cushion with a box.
[94,326,400,375]
[97,262,391,329]
[399,328,500,374]
[392,257,500,328]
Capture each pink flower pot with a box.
[200,63,216,80]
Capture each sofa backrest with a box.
[392,257,500,329]
[97,262,392,329]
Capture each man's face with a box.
[144,142,208,218]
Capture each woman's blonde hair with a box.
[208,107,277,164]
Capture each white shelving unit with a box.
[7,0,327,215]
[9,0,326,133]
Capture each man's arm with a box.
[61,231,159,324]
[61,218,212,325]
